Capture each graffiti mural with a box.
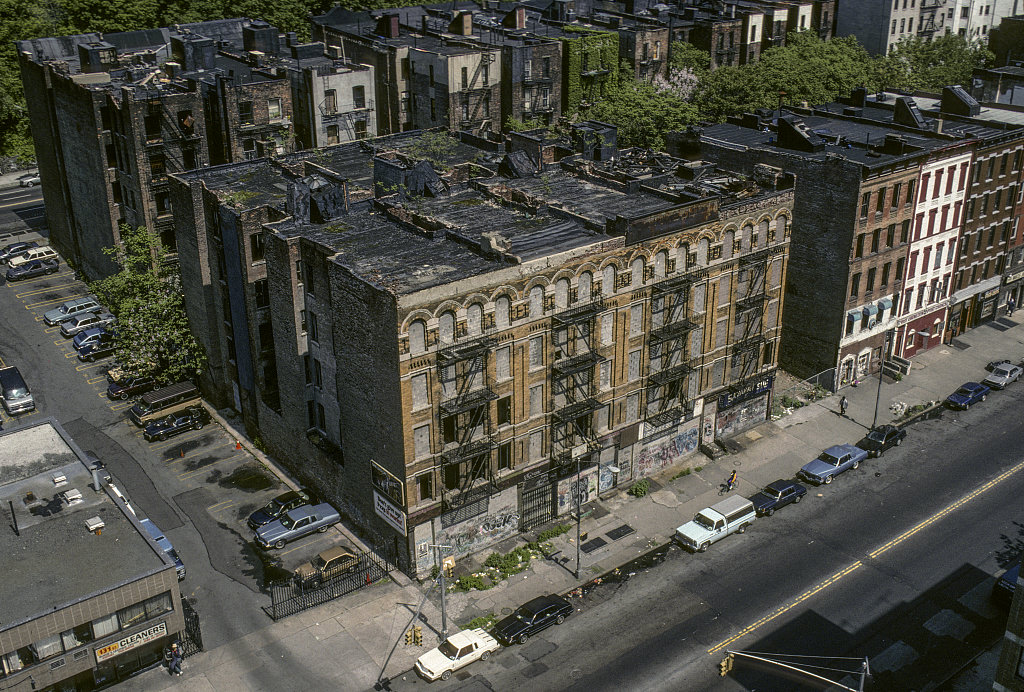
[419,487,522,573]
[634,420,701,479]
[556,466,599,516]
[715,394,769,439]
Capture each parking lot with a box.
[0,244,362,647]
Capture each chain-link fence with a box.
[771,368,836,420]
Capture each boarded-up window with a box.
[579,272,592,302]
[630,304,643,336]
[601,313,614,345]
[602,265,615,295]
[496,346,511,381]
[440,365,456,399]
[495,296,511,329]
[719,275,732,305]
[716,317,729,348]
[409,321,426,354]
[413,424,430,458]
[600,360,611,389]
[626,392,640,422]
[697,238,709,265]
[555,279,570,309]
[530,286,544,316]
[529,430,543,460]
[711,359,724,388]
[411,374,429,410]
[530,384,544,417]
[722,230,734,259]
[439,312,455,344]
[693,283,707,313]
[655,250,667,278]
[467,303,482,335]
[766,301,779,328]
[628,349,642,381]
[529,336,544,368]
[652,296,664,330]
[770,259,782,288]
[691,327,704,356]
[596,404,609,431]
[631,258,645,286]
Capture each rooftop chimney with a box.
[377,14,400,38]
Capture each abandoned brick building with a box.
[17,19,375,279]
[169,124,793,575]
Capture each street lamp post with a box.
[574,457,582,579]
[871,329,893,430]
[428,544,453,640]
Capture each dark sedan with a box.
[856,424,907,458]
[749,479,807,517]
[143,406,209,441]
[77,334,116,362]
[6,258,59,281]
[107,374,157,400]
[945,381,990,410]
[493,594,573,645]
[247,489,320,530]
[0,241,38,263]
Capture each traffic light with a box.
[718,653,734,676]
[413,625,423,646]
[405,629,414,646]
[442,556,455,579]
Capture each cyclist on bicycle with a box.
[726,470,738,491]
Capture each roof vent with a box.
[52,472,67,487]
[85,516,105,533]
[63,488,83,506]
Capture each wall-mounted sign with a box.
[371,460,405,508]
[95,621,167,664]
[719,375,774,410]
[374,490,407,536]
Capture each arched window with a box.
[757,220,769,248]
[495,295,510,330]
[602,265,616,295]
[722,230,734,260]
[697,238,709,265]
[438,311,455,344]
[741,224,753,252]
[529,286,544,316]
[409,320,426,354]
[578,272,593,303]
[678,244,690,271]
[631,257,645,287]
[555,278,570,309]
[775,215,788,239]
[654,250,668,278]
[467,303,482,335]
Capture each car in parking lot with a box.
[983,363,1022,390]
[749,479,807,516]
[44,295,102,326]
[143,406,209,442]
[945,381,991,409]
[6,258,59,281]
[77,333,116,362]
[0,241,38,263]
[856,424,907,458]
[106,373,157,400]
[18,173,40,187]
[294,545,361,587]
[799,444,868,485]
[60,311,115,337]
[254,502,340,549]
[492,594,574,645]
[247,488,319,530]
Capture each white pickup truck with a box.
[675,495,756,553]
[414,628,500,681]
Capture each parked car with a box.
[247,489,320,530]
[73,327,108,351]
[6,258,58,281]
[856,424,907,458]
[0,366,35,414]
[0,241,38,263]
[994,556,1021,605]
[675,495,757,552]
[8,245,58,269]
[945,381,991,410]
[294,545,360,588]
[253,502,340,549]
[415,629,500,682]
[106,373,156,400]
[18,173,40,187]
[798,444,868,485]
[44,295,102,326]
[143,406,209,442]
[986,359,1012,372]
[749,479,807,517]
[492,594,574,645]
[77,333,116,362]
[139,518,186,580]
[983,363,1022,390]
[60,311,115,337]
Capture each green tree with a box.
[669,42,711,75]
[90,224,206,385]
[878,34,994,92]
[588,78,698,150]
[753,32,878,108]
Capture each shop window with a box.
[144,592,172,618]
[93,612,120,639]
[118,602,147,629]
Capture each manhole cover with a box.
[570,668,583,680]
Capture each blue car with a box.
[749,479,807,516]
[6,258,59,281]
[945,382,990,410]
[799,444,869,485]
[0,241,39,263]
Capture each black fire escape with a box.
[646,273,700,429]
[729,249,770,388]
[437,336,498,510]
[550,298,605,465]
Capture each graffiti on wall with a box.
[556,467,599,516]
[635,420,701,479]
[715,395,768,439]
[416,500,521,573]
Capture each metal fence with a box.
[266,552,391,621]
[772,368,837,418]
[179,598,203,658]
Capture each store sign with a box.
[1005,270,1024,284]
[374,490,407,536]
[371,460,405,508]
[95,621,167,664]
[718,375,774,410]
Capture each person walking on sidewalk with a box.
[726,470,738,492]
[1009,297,1016,317]
[839,396,848,416]
[166,642,183,677]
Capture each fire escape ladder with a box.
[731,259,767,386]
[646,275,697,428]
[550,300,605,465]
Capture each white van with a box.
[8,245,58,269]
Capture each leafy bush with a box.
[628,478,651,497]
[451,574,489,592]
[671,467,692,481]
[462,613,497,631]
[537,523,573,542]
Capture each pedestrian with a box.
[167,642,183,677]
[839,396,848,416]
[726,470,738,491]
[1009,297,1016,317]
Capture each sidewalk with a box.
[123,315,1023,691]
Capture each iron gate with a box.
[519,475,554,531]
[266,551,390,620]
[179,598,203,658]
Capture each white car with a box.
[19,173,41,187]
[983,363,1022,390]
[414,628,500,681]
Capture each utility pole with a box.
[871,329,892,430]
[574,455,582,579]
[429,544,453,640]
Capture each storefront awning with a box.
[878,297,893,311]
[949,275,1001,306]
[863,304,879,316]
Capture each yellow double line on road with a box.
[707,456,1024,655]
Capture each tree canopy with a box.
[90,225,207,385]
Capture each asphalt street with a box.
[0,184,46,232]
[390,381,1024,692]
